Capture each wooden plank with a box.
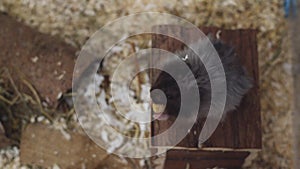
[164,150,249,169]
[151,26,261,149]
[0,13,77,106]
[95,155,141,169]
[20,124,108,169]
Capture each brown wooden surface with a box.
[0,13,77,106]
[164,150,250,169]
[20,124,108,169]
[150,26,261,149]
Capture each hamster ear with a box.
[206,33,222,44]
[181,54,189,61]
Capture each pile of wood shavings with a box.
[74,36,153,159]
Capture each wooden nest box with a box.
[150,25,261,169]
